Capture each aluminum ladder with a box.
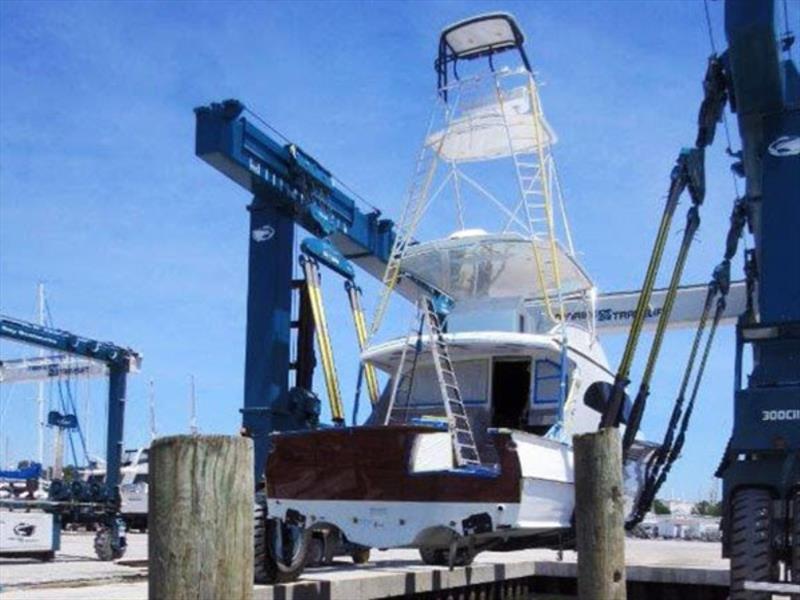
[384,311,425,425]
[494,77,567,326]
[421,297,481,467]
[384,297,481,467]
[369,142,439,340]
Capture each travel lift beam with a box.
[0,315,141,560]
[0,354,107,383]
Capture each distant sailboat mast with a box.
[149,379,157,441]
[189,375,198,435]
[36,282,45,465]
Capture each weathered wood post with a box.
[149,435,253,600]
[574,427,626,600]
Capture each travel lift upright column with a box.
[241,198,308,485]
[717,0,800,595]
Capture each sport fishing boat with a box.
[259,13,656,581]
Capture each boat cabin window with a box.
[529,359,566,433]
[407,359,489,408]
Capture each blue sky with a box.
[1,1,795,500]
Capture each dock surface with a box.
[0,533,729,599]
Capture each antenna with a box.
[148,379,157,441]
[36,282,45,465]
[189,375,198,435]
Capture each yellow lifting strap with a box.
[345,281,380,406]
[301,257,345,424]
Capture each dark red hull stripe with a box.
[266,426,522,504]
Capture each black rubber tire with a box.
[254,499,270,583]
[729,488,774,600]
[351,548,371,564]
[307,535,325,566]
[93,527,126,562]
[253,499,309,584]
[419,547,447,565]
[419,546,474,567]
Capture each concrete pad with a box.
[0,533,730,600]
[0,531,148,590]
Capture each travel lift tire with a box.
[307,528,370,566]
[94,526,126,561]
[351,548,371,564]
[254,498,309,584]
[729,488,775,600]
[419,546,475,567]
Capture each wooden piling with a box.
[574,427,626,600]
[149,435,254,600]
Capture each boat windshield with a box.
[400,233,592,302]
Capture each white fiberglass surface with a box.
[426,85,556,163]
[362,331,561,372]
[517,478,574,529]
[409,432,454,472]
[267,499,544,549]
[400,234,592,302]
[512,431,573,481]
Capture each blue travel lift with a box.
[194,99,445,483]
[717,1,799,594]
[197,1,797,590]
[195,98,452,572]
[0,316,141,560]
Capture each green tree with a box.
[653,499,671,515]
[692,500,722,516]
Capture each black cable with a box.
[703,0,718,54]
[701,0,741,198]
[244,106,383,214]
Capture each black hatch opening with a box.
[490,359,531,430]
